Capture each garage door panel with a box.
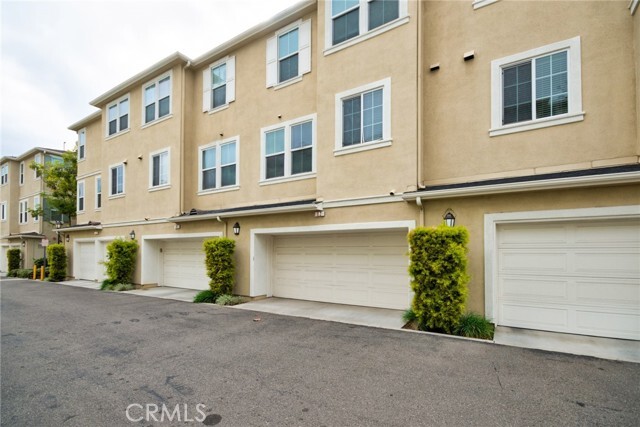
[272,231,410,310]
[497,219,640,340]
[76,242,96,280]
[162,240,208,290]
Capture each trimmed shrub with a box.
[105,239,138,284]
[408,225,470,334]
[47,244,67,282]
[112,283,134,292]
[7,249,21,271]
[215,294,246,306]
[203,237,235,295]
[193,289,220,304]
[33,257,45,268]
[100,279,117,291]
[455,313,495,340]
[10,269,33,278]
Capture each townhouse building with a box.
[65,0,639,351]
[0,147,66,271]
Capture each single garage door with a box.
[76,241,96,280]
[162,240,209,290]
[497,219,640,340]
[272,231,410,310]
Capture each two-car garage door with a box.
[272,231,411,310]
[496,219,640,340]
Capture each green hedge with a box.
[47,244,67,282]
[8,269,33,278]
[7,248,21,271]
[105,239,138,284]
[203,237,235,295]
[408,225,470,334]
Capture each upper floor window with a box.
[95,176,102,210]
[198,137,239,193]
[34,154,41,179]
[267,21,311,88]
[107,95,130,137]
[0,201,6,221]
[260,114,316,183]
[326,0,408,51]
[0,164,7,185]
[490,36,583,137]
[19,199,28,224]
[150,149,170,189]
[202,57,235,112]
[33,195,40,222]
[143,73,171,125]
[335,78,391,155]
[78,129,86,161]
[77,181,85,212]
[109,164,125,196]
[19,162,24,185]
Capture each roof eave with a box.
[170,202,319,223]
[68,110,102,131]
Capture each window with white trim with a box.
[335,78,391,153]
[1,201,6,221]
[78,129,86,160]
[143,73,171,124]
[109,164,125,196]
[95,176,102,209]
[326,0,407,49]
[202,57,235,112]
[261,114,316,182]
[150,149,170,189]
[198,138,239,192]
[106,95,130,136]
[0,164,7,185]
[77,181,85,212]
[19,199,28,224]
[490,36,583,136]
[34,154,41,179]
[33,195,40,222]
[266,20,311,87]
[19,162,24,185]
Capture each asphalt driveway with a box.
[2,279,639,426]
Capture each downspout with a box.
[179,61,191,216]
[416,0,424,190]
[216,216,227,237]
[416,196,424,227]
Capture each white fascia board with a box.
[58,225,103,232]
[402,171,640,201]
[170,203,319,223]
[68,110,102,131]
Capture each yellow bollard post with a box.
[33,265,37,280]
[40,266,45,281]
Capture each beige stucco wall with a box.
[421,1,638,185]
[634,6,640,155]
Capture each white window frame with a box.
[149,148,171,190]
[33,195,40,223]
[77,180,85,213]
[202,56,235,113]
[490,36,583,137]
[1,201,7,221]
[34,154,41,179]
[0,164,7,185]
[78,128,86,161]
[142,71,172,127]
[324,0,409,55]
[197,136,240,195]
[105,94,130,138]
[19,199,28,225]
[334,78,392,156]
[266,19,312,89]
[19,162,24,185]
[95,175,102,210]
[109,163,125,198]
[260,114,317,184]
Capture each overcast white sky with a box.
[1,0,301,157]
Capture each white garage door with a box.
[162,240,209,290]
[497,219,640,340]
[272,231,410,310]
[76,241,96,280]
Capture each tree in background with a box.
[29,150,77,226]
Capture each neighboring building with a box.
[65,0,639,353]
[0,147,66,271]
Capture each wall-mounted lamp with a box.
[233,222,241,236]
[129,230,136,240]
[21,240,26,247]
[443,210,456,227]
[66,235,70,243]
[55,220,62,229]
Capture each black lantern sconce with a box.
[129,230,136,240]
[233,222,241,236]
[443,210,456,227]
